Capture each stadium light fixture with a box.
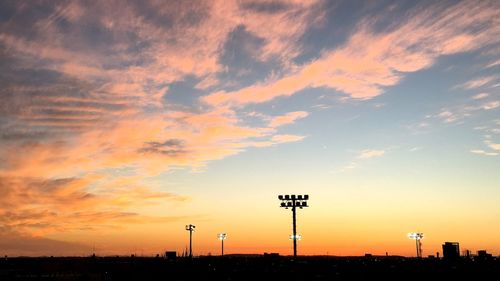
[217,233,227,256]
[278,194,309,258]
[185,224,195,258]
[408,232,424,258]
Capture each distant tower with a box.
[408,233,424,258]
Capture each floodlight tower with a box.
[185,224,195,258]
[408,232,424,258]
[278,194,309,258]
[217,233,227,256]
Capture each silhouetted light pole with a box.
[185,224,195,258]
[217,233,227,256]
[278,194,309,258]
[408,232,424,258]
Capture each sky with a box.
[0,0,499,257]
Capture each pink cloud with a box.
[203,1,499,106]
[461,76,496,89]
[1,102,307,237]
[271,134,306,143]
[0,174,191,236]
[473,93,490,100]
[269,111,309,127]
[247,134,306,148]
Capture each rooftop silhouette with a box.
[1,255,499,281]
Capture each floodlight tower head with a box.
[408,232,424,240]
[217,233,227,240]
[278,194,309,258]
[408,232,424,258]
[278,194,310,209]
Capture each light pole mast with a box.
[292,200,297,257]
[217,233,227,256]
[408,232,424,258]
[185,224,195,258]
[278,194,309,258]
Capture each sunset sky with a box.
[0,0,499,257]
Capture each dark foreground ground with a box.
[1,255,499,280]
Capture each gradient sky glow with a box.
[1,0,499,257]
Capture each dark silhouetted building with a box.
[442,242,460,260]
[477,250,492,261]
[263,252,280,258]
[165,251,177,260]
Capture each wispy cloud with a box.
[358,149,385,159]
[486,59,500,68]
[203,1,499,106]
[480,101,499,110]
[470,149,498,156]
[460,76,496,89]
[485,139,500,151]
[429,97,499,125]
[332,162,358,174]
[488,143,500,150]
[271,134,306,143]
[0,175,191,236]
[333,149,386,173]
[472,93,489,100]
[409,147,423,152]
[437,110,458,123]
[269,111,309,127]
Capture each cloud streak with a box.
[269,111,309,127]
[358,149,385,159]
[470,149,498,156]
[203,1,499,106]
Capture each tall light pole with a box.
[408,232,424,258]
[278,194,309,258]
[185,224,195,258]
[217,233,227,256]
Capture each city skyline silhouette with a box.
[0,0,499,260]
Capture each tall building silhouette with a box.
[442,242,460,260]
